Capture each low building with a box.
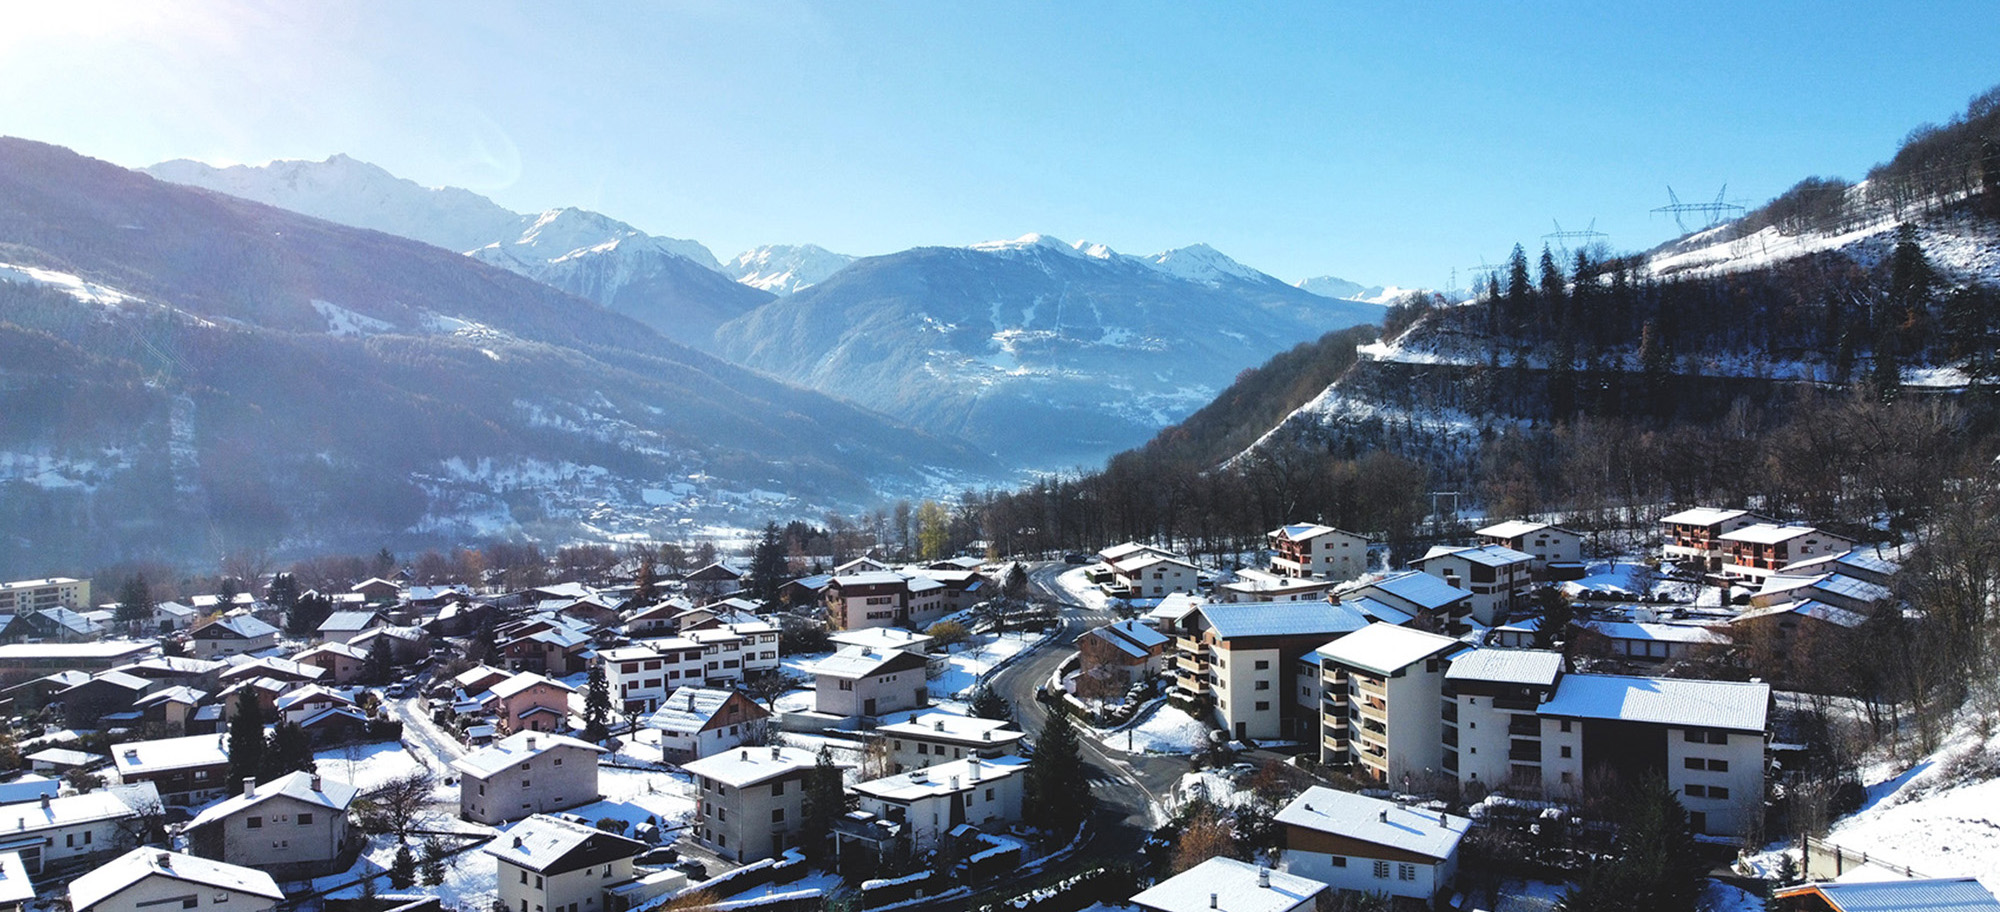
[0,641,155,687]
[1214,569,1342,604]
[1475,520,1583,576]
[1268,523,1372,581]
[642,687,771,763]
[1075,619,1170,699]
[67,848,282,912]
[315,610,386,645]
[450,732,605,826]
[851,755,1027,853]
[0,851,29,912]
[807,647,929,720]
[1345,572,1473,630]
[483,672,575,734]
[0,783,161,876]
[1581,620,1730,663]
[111,733,230,807]
[1772,878,2000,912]
[1749,572,1892,616]
[189,616,279,660]
[876,713,1024,773]
[682,745,823,863]
[1274,786,1470,905]
[1131,856,1328,912]
[186,771,357,878]
[483,814,646,912]
[1410,544,1535,626]
[293,642,370,685]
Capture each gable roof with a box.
[808,645,929,680]
[1196,601,1371,640]
[643,687,767,734]
[1772,878,2000,912]
[1476,520,1575,539]
[1360,571,1470,611]
[450,731,605,779]
[69,848,282,911]
[1314,623,1459,676]
[195,614,279,640]
[1088,620,1170,657]
[1131,856,1328,912]
[187,770,358,830]
[1276,786,1469,860]
[877,712,1023,746]
[1720,522,1849,545]
[1417,543,1535,568]
[1732,599,1869,629]
[489,672,575,699]
[853,755,1027,801]
[1538,673,1769,733]
[682,745,821,788]
[1444,648,1564,687]
[318,610,385,632]
[483,813,646,875]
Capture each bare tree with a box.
[362,770,436,842]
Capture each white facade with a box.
[1267,524,1371,581]
[601,641,705,714]
[452,733,605,826]
[851,756,1026,852]
[1275,788,1467,904]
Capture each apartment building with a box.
[1315,623,1462,784]
[1474,520,1582,576]
[876,712,1024,773]
[185,772,357,878]
[601,640,705,714]
[1659,507,1769,573]
[0,578,89,613]
[1719,525,1858,581]
[484,814,646,912]
[1267,524,1372,581]
[682,746,822,863]
[1439,648,1565,790]
[1409,545,1534,626]
[1175,601,1374,742]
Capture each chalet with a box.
[451,732,604,825]
[835,557,892,574]
[1104,553,1200,601]
[876,712,1024,773]
[1215,568,1342,604]
[642,688,771,762]
[1346,571,1473,630]
[405,584,471,609]
[1267,523,1371,580]
[189,616,279,659]
[112,655,227,691]
[682,561,745,603]
[315,610,386,645]
[1179,601,1377,742]
[807,647,930,720]
[1131,857,1328,912]
[111,733,231,807]
[682,746,822,863]
[450,664,513,699]
[133,687,206,730]
[274,685,356,725]
[1075,620,1170,700]
[1275,787,1470,905]
[1,607,105,643]
[67,849,282,912]
[348,624,429,665]
[483,815,648,912]
[349,578,401,604]
[150,601,198,634]
[293,641,370,685]
[1410,544,1534,626]
[825,572,912,631]
[0,783,161,877]
[186,771,358,878]
[1719,524,1858,580]
[1475,520,1583,576]
[217,656,325,687]
[851,755,1027,852]
[497,621,591,675]
[1659,507,1769,573]
[622,597,693,637]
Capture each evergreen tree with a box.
[263,720,314,780]
[367,640,395,686]
[968,683,1013,721]
[225,691,268,795]
[1886,222,1937,358]
[799,746,850,862]
[1505,243,1533,332]
[265,572,299,616]
[1945,286,1998,383]
[584,662,613,743]
[216,576,241,610]
[420,836,450,887]
[750,522,788,608]
[1638,319,1672,415]
[1532,588,1575,650]
[285,590,335,637]
[1002,563,1030,601]
[1554,779,1705,912]
[1024,709,1092,834]
[390,842,417,889]
[633,553,658,607]
[115,574,154,625]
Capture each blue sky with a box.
[3,2,1995,289]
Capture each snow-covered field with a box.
[314,740,427,792]
[1815,720,2000,889]
[1055,566,1111,612]
[1104,704,1213,756]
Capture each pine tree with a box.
[225,691,268,795]
[633,553,658,607]
[265,572,299,616]
[263,721,314,780]
[968,683,1013,721]
[1002,563,1030,601]
[115,574,154,625]
[390,842,417,889]
[584,662,613,743]
[750,522,788,608]
[420,836,449,886]
[1554,779,1705,912]
[1025,709,1092,834]
[799,746,849,862]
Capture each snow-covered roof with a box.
[1099,542,1170,563]
[25,747,97,767]
[1660,507,1759,527]
[111,733,229,776]
[64,670,150,694]
[1118,553,1199,573]
[1539,673,1769,733]
[853,755,1026,802]
[906,576,946,594]
[489,672,575,699]
[295,641,368,662]
[198,615,278,639]
[1418,543,1535,568]
[1775,878,2000,912]
[1130,855,1327,912]
[69,848,282,911]
[1145,593,1205,625]
[1783,547,1901,579]
[1444,649,1564,687]
[1343,596,1415,626]
[829,627,934,651]
[877,712,1023,746]
[153,601,198,618]
[1272,522,1361,542]
[275,684,354,711]
[0,641,154,661]
[450,731,604,779]
[1732,600,1869,629]
[526,582,598,601]
[0,783,158,834]
[832,571,908,588]
[317,610,383,631]
[807,645,928,680]
[1476,519,1572,539]
[1757,572,1891,605]
[0,851,30,905]
[187,770,357,830]
[1197,601,1371,640]
[643,687,762,734]
[682,745,820,788]
[134,685,207,707]
[1089,620,1169,657]
[117,655,227,676]
[1275,786,1470,860]
[482,813,645,874]
[1585,621,1729,644]
[219,656,325,682]
[1314,623,1459,676]
[1720,522,1843,545]
[1361,571,1469,610]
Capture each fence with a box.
[1801,834,1934,881]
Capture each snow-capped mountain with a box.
[711,233,1384,469]
[143,155,766,349]
[1294,275,1424,305]
[726,244,857,295]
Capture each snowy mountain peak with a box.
[725,244,856,295]
[1140,243,1269,287]
[969,232,1089,257]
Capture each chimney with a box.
[772,745,782,760]
[688,693,697,711]
[1209,894,1217,909]
[525,735,537,752]
[1378,809,1387,823]
[244,778,256,798]
[1258,866,1270,888]
[982,730,991,742]
[38,795,49,810]
[935,719,946,732]
[312,774,323,792]
[969,758,981,780]
[741,749,749,761]
[513,836,524,848]
[1439,813,1448,827]
[950,775,960,790]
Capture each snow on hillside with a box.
[726,243,855,294]
[1647,200,2000,286]
[1296,275,1421,304]
[0,261,140,305]
[966,234,1289,288]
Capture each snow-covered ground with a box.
[1055,566,1111,612]
[1103,704,1213,756]
[1812,718,2000,890]
[314,740,427,792]
[931,629,1045,710]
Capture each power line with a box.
[1541,219,1608,259]
[1651,184,1745,234]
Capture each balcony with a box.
[1508,740,1541,763]
[1493,695,1539,711]
[1507,715,1541,737]
[1442,727,1458,748]
[1355,677,1386,698]
[1441,701,1458,723]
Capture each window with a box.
[1684,757,1704,770]
[1684,785,1706,798]
[1373,860,1390,879]
[522,780,531,788]
[1255,701,1270,711]
[1398,863,1417,881]
[1254,681,1270,691]
[521,871,529,884]
[535,875,544,888]
[1560,719,1572,733]
[553,757,563,766]
[247,816,263,829]
[771,781,785,796]
[986,788,995,800]
[1709,759,1729,772]
[1560,746,1572,758]
[771,808,785,822]
[1709,786,1730,799]
[1254,660,1270,670]
[1329,856,1346,867]
[298,812,314,825]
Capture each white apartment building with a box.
[601,640,705,714]
[484,814,646,912]
[851,755,1027,852]
[682,746,822,863]
[451,732,605,826]
[1316,623,1461,784]
[1410,545,1534,626]
[1267,523,1372,581]
[1275,787,1470,904]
